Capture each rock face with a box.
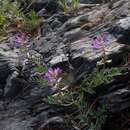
[0,82,75,130]
[95,70,130,113]
[0,53,18,98]
[29,0,130,113]
[0,47,75,130]
[31,0,130,80]
[80,0,102,4]
[36,0,127,62]
[1,0,130,130]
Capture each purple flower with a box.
[91,33,110,50]
[9,32,28,48]
[91,37,100,50]
[44,67,62,85]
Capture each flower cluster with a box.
[44,67,62,85]
[91,33,110,50]
[91,32,114,64]
[9,32,29,48]
[31,67,62,86]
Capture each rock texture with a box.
[32,0,130,73]
[30,0,130,115]
[0,46,75,130]
[95,69,130,113]
[0,0,130,130]
[0,82,75,130]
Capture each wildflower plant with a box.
[9,31,41,67]
[91,32,112,64]
[81,67,121,94]
[31,67,63,87]
[46,67,121,130]
[44,67,62,86]
[9,32,29,48]
[91,33,109,49]
[30,65,48,85]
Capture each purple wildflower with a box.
[44,67,62,85]
[91,37,100,50]
[91,33,110,50]
[9,32,28,48]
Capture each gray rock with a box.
[80,0,103,4]
[0,119,33,130]
[50,19,62,30]
[0,0,130,129]
[0,54,19,97]
[118,17,130,30]
[32,0,130,69]
[39,116,67,130]
[63,28,86,42]
[97,71,130,113]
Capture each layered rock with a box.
[32,0,130,67]
[27,0,130,113]
[0,0,130,130]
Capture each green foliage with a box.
[75,104,108,130]
[0,0,24,32]
[59,0,79,13]
[59,0,69,13]
[44,67,121,129]
[9,2,24,18]
[47,95,60,104]
[0,0,11,12]
[81,67,121,94]
[31,65,48,85]
[0,0,41,35]
[33,65,48,73]
[24,10,41,32]
[70,0,79,12]
[88,105,108,130]
[0,15,7,29]
[31,76,48,85]
[0,0,23,19]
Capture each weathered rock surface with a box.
[94,69,130,113]
[33,0,130,68]
[29,0,130,114]
[0,78,75,130]
[0,0,130,130]
[0,47,74,129]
